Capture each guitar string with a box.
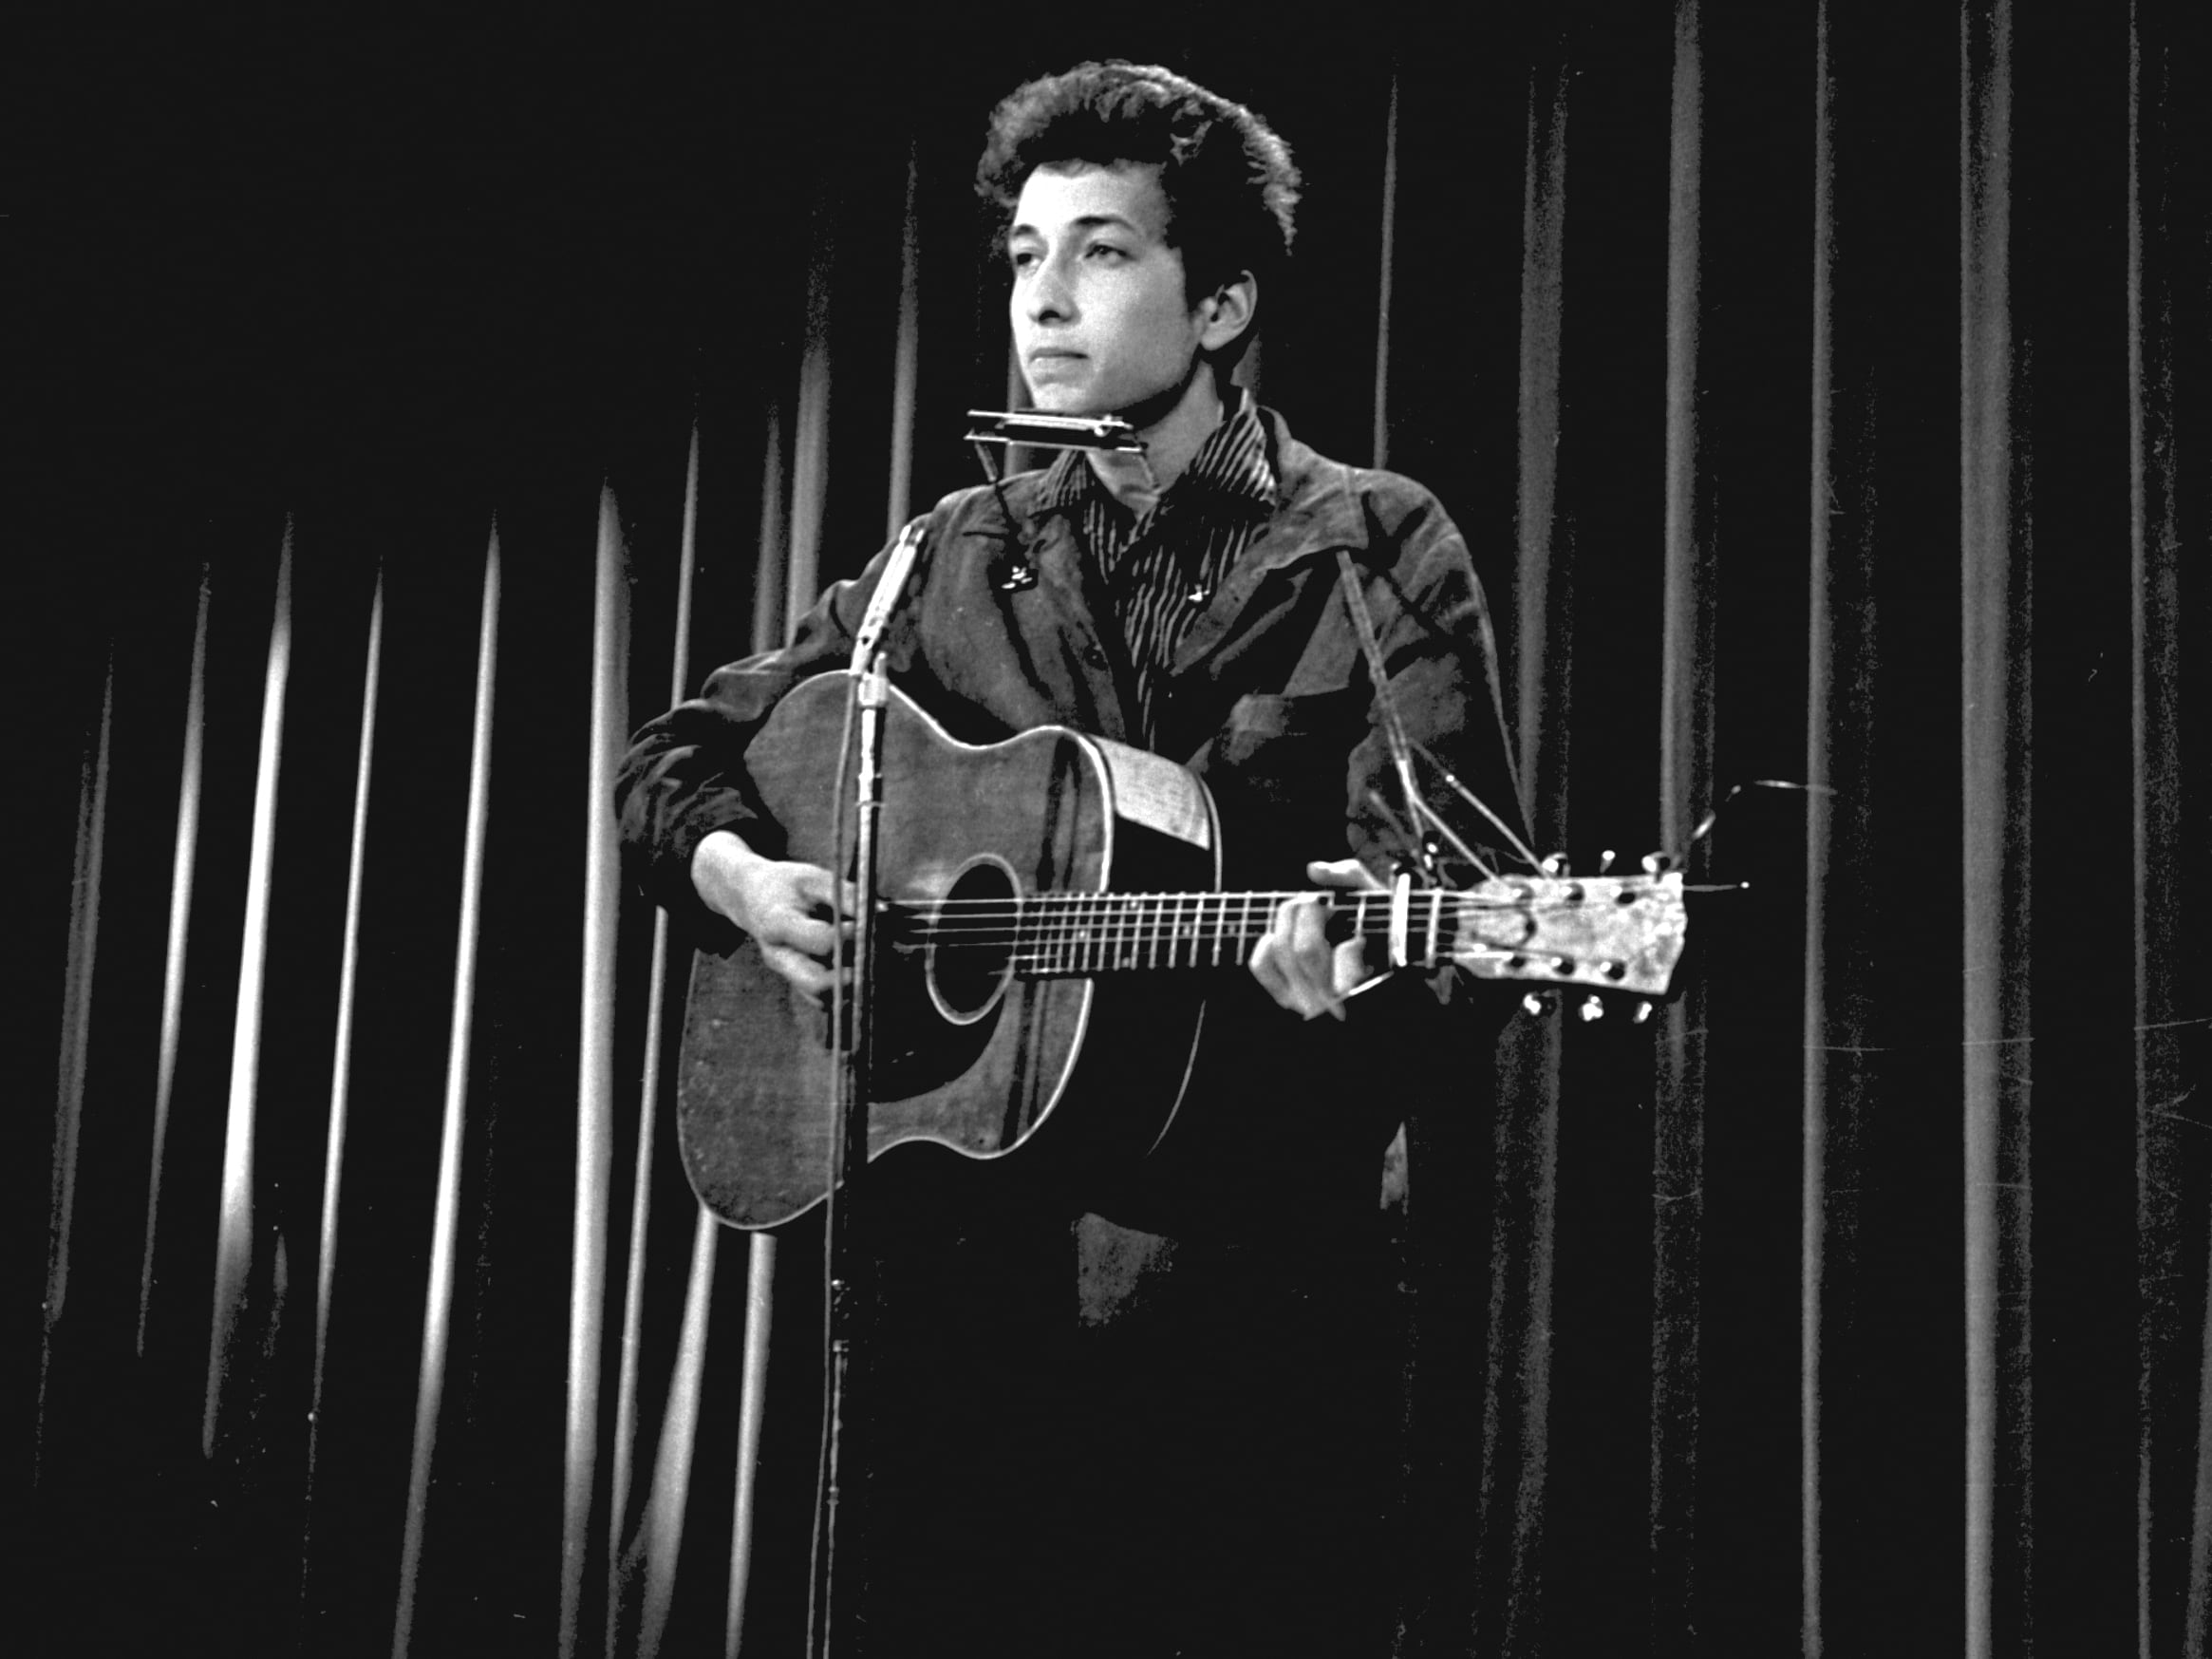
[910,893,1666,912]
[888,894,1668,936]
[866,892,1668,976]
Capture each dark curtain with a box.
[17,5,2209,1654]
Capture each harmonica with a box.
[963,409,1146,453]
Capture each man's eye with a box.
[1086,243,1127,262]
[1009,249,1039,273]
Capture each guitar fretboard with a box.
[919,889,1479,977]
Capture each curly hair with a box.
[976,62,1302,326]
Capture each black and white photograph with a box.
[16,6,2210,1653]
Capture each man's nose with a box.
[1025,255,1074,322]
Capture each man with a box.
[618,61,1525,1656]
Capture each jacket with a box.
[615,405,1526,1240]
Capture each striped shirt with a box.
[1036,393,1277,747]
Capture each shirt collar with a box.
[1036,389,1276,518]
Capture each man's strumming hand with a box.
[691,829,854,998]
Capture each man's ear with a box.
[1196,271,1258,353]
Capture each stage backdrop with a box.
[20,5,2209,1654]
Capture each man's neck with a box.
[1084,363,1228,515]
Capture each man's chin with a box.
[1023,386,1104,417]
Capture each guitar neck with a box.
[912,870,1685,996]
[955,888,1471,978]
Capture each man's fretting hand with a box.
[1247,858,1385,1021]
[691,829,854,998]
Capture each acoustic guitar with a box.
[677,672,1688,1231]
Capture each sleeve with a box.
[612,528,910,936]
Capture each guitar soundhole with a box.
[925,856,1018,1025]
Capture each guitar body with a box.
[677,674,1223,1231]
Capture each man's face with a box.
[1007,162,1209,420]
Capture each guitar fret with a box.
[999,882,1529,981]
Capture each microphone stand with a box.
[809,415,1140,1658]
[811,523,921,1659]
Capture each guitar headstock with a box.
[1452,856,1688,1011]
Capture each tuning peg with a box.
[1541,852,1568,877]
[1577,995,1605,1022]
[1598,849,1617,874]
[1522,991,1547,1018]
[1632,1000,1655,1025]
[1641,851,1675,875]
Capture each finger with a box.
[1305,858,1383,891]
[768,913,838,961]
[788,863,860,916]
[1288,893,1332,956]
[1252,905,1337,1021]
[1288,897,1342,992]
[1248,932,1319,1018]
[759,942,833,997]
[1248,931,1289,1002]
[1288,899,1346,1021]
[1331,937,1373,1000]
